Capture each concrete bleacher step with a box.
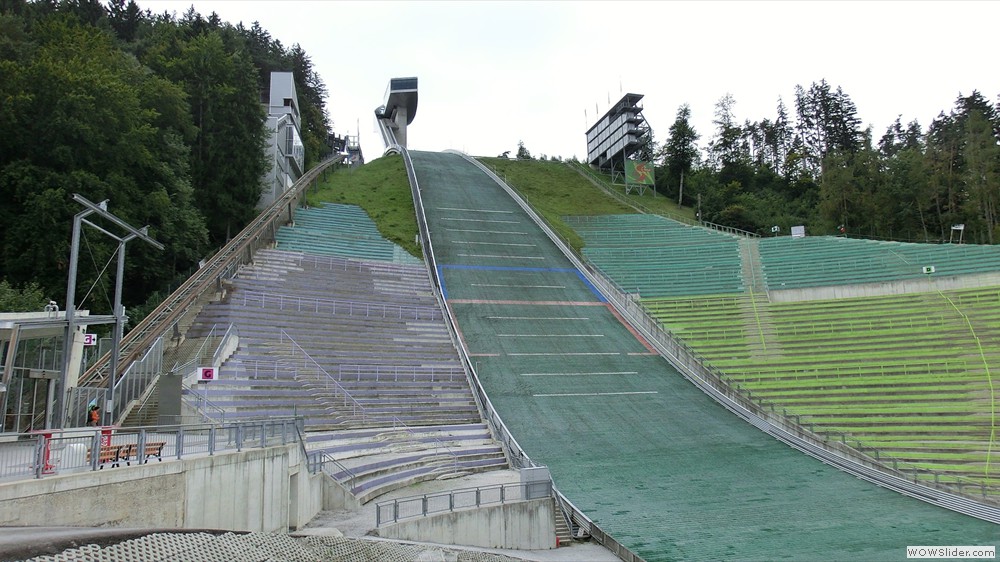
[305,421,507,504]
[350,453,509,504]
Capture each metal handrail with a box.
[3,417,304,482]
[375,480,532,526]
[179,384,229,424]
[278,328,462,471]
[79,155,343,391]
[279,329,367,418]
[238,289,441,320]
[170,323,224,376]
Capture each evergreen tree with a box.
[660,104,699,201]
[964,108,1000,242]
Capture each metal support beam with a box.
[54,195,162,429]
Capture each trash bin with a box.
[99,426,115,447]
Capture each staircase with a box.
[121,376,160,427]
[740,237,766,294]
[554,508,573,547]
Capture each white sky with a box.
[142,0,1000,161]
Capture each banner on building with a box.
[625,160,655,185]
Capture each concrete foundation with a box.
[0,444,323,532]
[378,497,556,550]
[769,272,1000,303]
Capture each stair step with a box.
[554,507,573,547]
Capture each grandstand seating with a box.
[276,203,421,265]
[307,424,507,502]
[760,236,1000,290]
[565,212,999,490]
[565,214,744,297]
[177,202,502,502]
[642,286,1000,490]
[186,248,476,430]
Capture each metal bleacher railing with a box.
[458,151,1000,525]
[236,289,442,321]
[74,155,344,427]
[374,481,529,526]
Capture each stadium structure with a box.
[585,93,651,172]
[375,76,418,154]
[0,77,998,562]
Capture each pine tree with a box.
[660,104,699,200]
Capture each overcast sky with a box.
[143,0,1000,161]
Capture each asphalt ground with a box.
[410,151,999,561]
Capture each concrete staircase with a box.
[554,508,574,547]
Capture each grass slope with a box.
[307,155,421,258]
[477,157,638,252]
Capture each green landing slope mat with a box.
[410,151,998,562]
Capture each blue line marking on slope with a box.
[575,270,607,302]
[437,265,448,299]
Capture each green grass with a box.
[567,161,698,222]
[477,158,638,253]
[306,154,421,258]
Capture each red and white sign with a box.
[197,367,216,382]
[82,333,97,347]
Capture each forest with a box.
[655,82,1000,245]
[0,0,331,317]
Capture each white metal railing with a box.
[176,385,230,424]
[277,330,463,472]
[279,330,367,419]
[375,481,537,526]
[104,336,163,425]
[238,289,441,320]
[229,358,298,380]
[172,323,234,379]
[336,364,464,382]
[0,417,303,481]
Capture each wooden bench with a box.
[87,444,123,469]
[119,442,166,465]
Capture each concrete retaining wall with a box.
[378,497,556,550]
[769,272,1000,303]
[0,444,323,532]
